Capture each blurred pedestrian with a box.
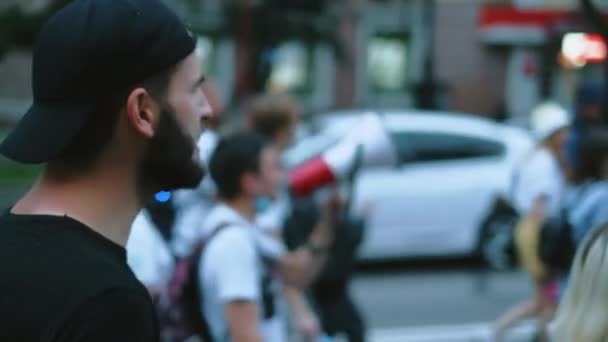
[198,132,341,341]
[0,0,212,341]
[248,93,323,341]
[565,81,604,180]
[127,206,176,298]
[247,93,301,152]
[247,93,367,341]
[566,127,608,246]
[495,102,570,341]
[553,223,608,341]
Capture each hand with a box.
[320,189,345,226]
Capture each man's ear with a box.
[125,88,160,139]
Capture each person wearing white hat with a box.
[496,101,571,341]
[515,102,571,216]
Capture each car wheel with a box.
[478,214,517,271]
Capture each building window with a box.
[367,32,409,93]
[266,40,313,93]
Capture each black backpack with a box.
[155,223,230,342]
[538,210,576,275]
[538,184,598,274]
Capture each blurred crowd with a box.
[126,81,365,342]
[122,73,608,342]
[494,81,608,342]
[124,73,608,342]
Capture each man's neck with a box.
[222,196,255,222]
[11,165,142,247]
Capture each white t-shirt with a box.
[198,204,287,342]
[126,211,175,292]
[513,147,565,217]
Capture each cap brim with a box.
[0,100,91,164]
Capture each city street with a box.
[352,261,538,341]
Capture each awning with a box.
[479,4,574,45]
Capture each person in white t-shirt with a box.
[199,132,341,342]
[496,102,570,341]
[126,209,175,298]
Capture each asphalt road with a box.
[351,260,537,341]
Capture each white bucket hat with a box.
[530,102,570,141]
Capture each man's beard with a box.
[137,107,205,200]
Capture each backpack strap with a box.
[188,222,233,342]
[189,222,233,262]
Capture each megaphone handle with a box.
[344,144,364,216]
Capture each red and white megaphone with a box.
[288,112,398,197]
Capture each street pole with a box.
[415,0,438,110]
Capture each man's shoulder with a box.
[206,224,254,254]
[0,215,148,306]
[203,205,252,240]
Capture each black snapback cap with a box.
[0,0,196,164]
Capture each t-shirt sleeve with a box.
[515,152,557,213]
[206,228,260,303]
[525,156,555,199]
[55,288,157,342]
[588,191,608,230]
[571,186,608,244]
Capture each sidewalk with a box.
[370,320,537,342]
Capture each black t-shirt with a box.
[0,213,159,342]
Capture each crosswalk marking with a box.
[370,320,537,342]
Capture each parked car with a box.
[284,110,533,269]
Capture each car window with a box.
[392,131,505,163]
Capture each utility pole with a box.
[414,0,439,110]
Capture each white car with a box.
[285,110,534,268]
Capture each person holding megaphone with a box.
[249,95,398,342]
[198,131,343,342]
[247,94,332,341]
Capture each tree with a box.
[0,0,71,60]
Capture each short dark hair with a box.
[572,127,608,183]
[209,132,268,200]
[46,67,174,178]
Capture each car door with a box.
[355,129,507,260]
